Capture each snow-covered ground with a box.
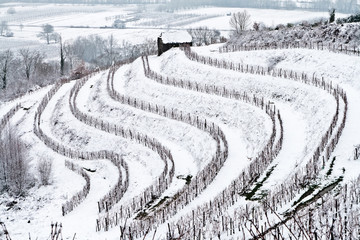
[1,6,360,238]
[179,7,349,30]
[0,3,349,55]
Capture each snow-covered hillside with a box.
[0,3,349,55]
[1,37,360,239]
[226,22,360,48]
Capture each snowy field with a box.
[0,3,349,56]
[1,3,359,240]
[1,39,360,238]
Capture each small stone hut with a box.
[157,31,192,56]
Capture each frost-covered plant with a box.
[0,126,29,196]
[37,157,53,186]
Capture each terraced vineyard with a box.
[1,42,360,239]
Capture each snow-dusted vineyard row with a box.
[81,45,349,238]
[61,160,91,216]
[184,45,347,161]
[96,64,231,231]
[2,31,360,238]
[0,104,21,133]
[220,41,360,56]
[105,56,284,238]
[70,70,176,225]
[33,76,129,216]
[153,46,352,239]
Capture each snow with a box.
[1,7,360,238]
[203,46,360,180]
[178,7,349,30]
[1,3,349,54]
[160,30,192,44]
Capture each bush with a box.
[38,157,52,186]
[112,19,125,29]
[286,23,294,28]
[5,31,13,37]
[7,7,16,14]
[253,22,260,31]
[0,126,29,196]
[336,13,360,24]
[275,24,285,30]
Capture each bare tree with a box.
[142,38,157,55]
[104,34,117,66]
[229,10,251,35]
[60,35,65,76]
[0,126,29,195]
[188,27,221,46]
[7,7,16,14]
[37,24,54,44]
[0,21,8,36]
[50,32,61,43]
[329,8,336,23]
[0,50,13,90]
[64,41,77,71]
[19,49,43,81]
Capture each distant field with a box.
[179,7,349,29]
[0,3,350,54]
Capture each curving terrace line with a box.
[132,47,344,239]
[176,46,348,238]
[111,56,284,238]
[219,41,360,56]
[96,64,231,233]
[0,104,21,135]
[117,56,284,239]
[33,76,129,217]
[143,55,284,192]
[69,70,175,228]
[61,160,91,216]
[183,46,347,176]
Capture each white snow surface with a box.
[1,39,360,239]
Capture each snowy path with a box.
[60,160,119,239]
[260,103,307,189]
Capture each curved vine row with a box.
[69,70,175,218]
[177,46,348,239]
[95,63,232,232]
[33,76,128,216]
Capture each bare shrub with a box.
[37,157,52,186]
[0,126,29,196]
[188,27,221,46]
[230,10,251,35]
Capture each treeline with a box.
[0,34,156,102]
[166,0,358,13]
